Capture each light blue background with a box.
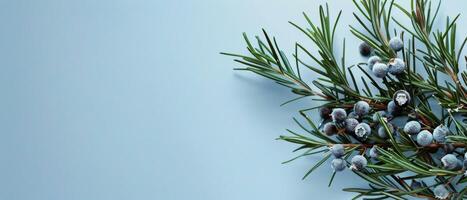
[0,0,466,199]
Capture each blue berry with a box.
[441,154,459,170]
[433,125,449,143]
[372,111,386,123]
[464,159,467,169]
[372,63,388,78]
[389,37,404,52]
[350,155,367,170]
[416,130,433,146]
[319,107,332,119]
[345,118,359,133]
[355,123,371,138]
[433,185,449,199]
[331,158,346,172]
[393,90,411,107]
[354,101,370,116]
[377,123,394,139]
[323,122,337,136]
[367,56,381,70]
[369,146,378,158]
[331,144,345,158]
[388,58,406,75]
[347,111,359,119]
[359,42,372,56]
[387,100,400,115]
[404,121,421,135]
[331,108,347,122]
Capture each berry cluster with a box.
[321,90,467,182]
[433,156,467,200]
[323,99,378,172]
[360,37,406,78]
[330,143,368,172]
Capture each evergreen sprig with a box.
[223,0,467,199]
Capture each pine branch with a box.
[225,0,467,199]
[221,31,327,98]
[393,0,467,113]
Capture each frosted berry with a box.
[416,130,433,146]
[433,125,449,143]
[388,58,406,75]
[323,122,337,136]
[319,107,332,119]
[331,108,347,122]
[377,123,394,139]
[345,118,359,133]
[359,42,372,56]
[367,56,382,70]
[331,158,346,172]
[372,63,388,78]
[433,185,449,199]
[347,111,359,119]
[350,155,367,170]
[355,123,371,138]
[369,146,378,158]
[389,37,404,52]
[387,100,401,116]
[403,121,421,135]
[393,90,411,107]
[354,101,370,116]
[441,154,459,170]
[372,111,386,123]
[331,144,345,158]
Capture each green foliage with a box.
[223,0,467,199]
